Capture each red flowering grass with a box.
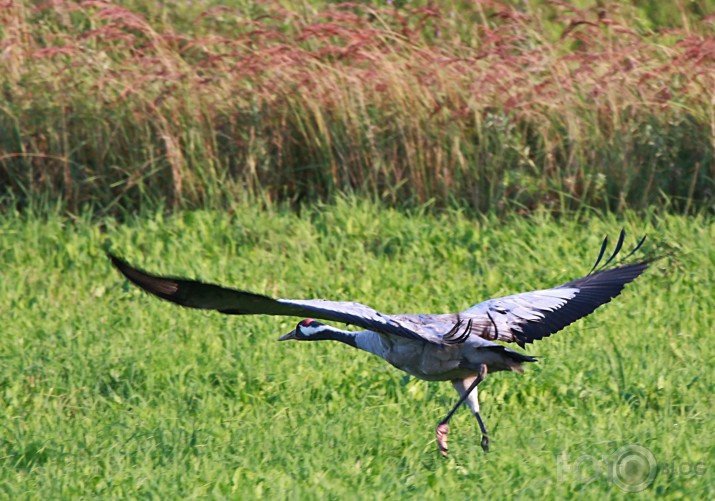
[0,0,713,214]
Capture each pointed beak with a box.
[278,329,297,341]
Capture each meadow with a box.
[1,200,713,498]
[1,0,714,498]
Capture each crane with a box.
[108,230,652,456]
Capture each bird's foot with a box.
[436,423,449,457]
[481,434,489,453]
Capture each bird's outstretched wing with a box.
[107,254,428,342]
[460,232,653,348]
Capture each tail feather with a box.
[480,345,537,373]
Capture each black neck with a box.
[309,327,358,348]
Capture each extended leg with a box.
[472,364,489,452]
[436,364,488,456]
[475,409,489,452]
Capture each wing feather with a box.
[462,261,651,347]
[109,230,654,349]
[108,253,428,342]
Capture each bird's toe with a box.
[481,435,489,453]
[436,423,449,457]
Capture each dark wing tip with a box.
[107,252,130,274]
[106,253,290,316]
[588,234,609,275]
[588,230,651,276]
[107,252,134,281]
[107,252,181,300]
[514,259,653,345]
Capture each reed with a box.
[1,1,713,214]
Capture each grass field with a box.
[2,1,713,498]
[1,200,712,498]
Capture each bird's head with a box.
[278,318,329,341]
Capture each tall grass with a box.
[1,1,714,214]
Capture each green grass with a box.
[1,199,712,498]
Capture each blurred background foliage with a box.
[1,0,714,215]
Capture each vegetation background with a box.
[1,0,714,214]
[1,0,713,498]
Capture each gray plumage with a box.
[107,231,653,455]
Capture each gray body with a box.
[353,323,529,381]
[107,231,653,455]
